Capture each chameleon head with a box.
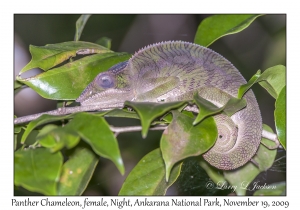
[76,61,135,107]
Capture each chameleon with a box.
[14,41,263,170]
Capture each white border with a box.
[2,0,299,209]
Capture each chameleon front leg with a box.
[134,76,180,102]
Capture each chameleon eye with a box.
[97,74,115,89]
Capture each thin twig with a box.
[110,125,167,137]
[262,129,277,142]
[261,129,280,149]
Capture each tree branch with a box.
[110,125,167,137]
[261,129,280,149]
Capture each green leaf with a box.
[223,124,277,195]
[14,80,23,90]
[274,86,286,149]
[193,92,224,125]
[258,65,286,99]
[24,130,39,146]
[222,97,247,116]
[161,113,173,123]
[37,124,57,135]
[75,109,134,119]
[161,111,217,181]
[253,181,286,196]
[19,41,112,74]
[119,149,182,195]
[238,65,286,99]
[14,148,63,195]
[182,110,196,118]
[17,52,131,100]
[74,15,91,41]
[194,90,246,125]
[14,134,18,150]
[125,101,188,138]
[36,124,58,147]
[14,121,24,150]
[96,37,112,49]
[20,114,75,144]
[37,125,80,152]
[162,111,194,124]
[194,14,262,47]
[104,108,139,119]
[65,112,124,175]
[58,147,98,195]
[238,70,261,99]
[14,117,22,134]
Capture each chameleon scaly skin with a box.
[14,41,262,170]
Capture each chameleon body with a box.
[76,41,262,170]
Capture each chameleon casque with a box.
[15,41,262,170]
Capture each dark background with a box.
[14,14,286,195]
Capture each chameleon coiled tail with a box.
[197,87,262,170]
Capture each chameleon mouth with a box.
[78,89,132,106]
